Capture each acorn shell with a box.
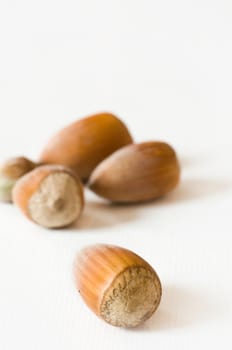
[88,141,180,203]
[12,165,84,228]
[0,157,37,202]
[0,156,36,180]
[74,244,162,328]
[39,112,133,181]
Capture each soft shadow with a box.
[180,152,210,169]
[158,178,231,205]
[133,285,221,332]
[72,200,139,230]
[0,201,13,206]
[70,178,231,230]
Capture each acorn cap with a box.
[88,141,181,203]
[13,165,84,228]
[39,112,133,181]
[74,244,162,328]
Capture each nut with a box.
[12,165,84,228]
[0,157,37,202]
[39,112,133,181]
[88,141,180,203]
[74,244,162,328]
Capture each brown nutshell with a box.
[0,156,37,202]
[12,165,84,228]
[74,244,162,328]
[0,156,36,180]
[88,141,181,203]
[39,112,133,181]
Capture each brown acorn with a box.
[0,156,37,202]
[12,165,84,228]
[39,112,133,181]
[74,244,162,328]
[88,141,180,203]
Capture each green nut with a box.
[0,156,36,202]
[0,176,16,202]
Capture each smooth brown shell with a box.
[39,112,133,181]
[0,156,36,180]
[0,157,38,202]
[74,244,162,327]
[12,165,84,227]
[88,141,180,203]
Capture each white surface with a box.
[0,0,232,349]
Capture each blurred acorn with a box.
[13,165,84,228]
[0,156,36,202]
[39,112,133,182]
[88,141,180,203]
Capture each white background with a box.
[0,0,232,349]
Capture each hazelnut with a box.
[0,157,36,202]
[88,141,180,203]
[39,112,133,182]
[74,244,162,328]
[12,165,84,228]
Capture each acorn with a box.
[0,156,37,202]
[74,244,162,328]
[39,112,133,182]
[88,141,180,203]
[12,165,84,228]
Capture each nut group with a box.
[1,111,181,327]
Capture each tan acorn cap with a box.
[13,165,84,228]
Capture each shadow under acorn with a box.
[71,177,231,231]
